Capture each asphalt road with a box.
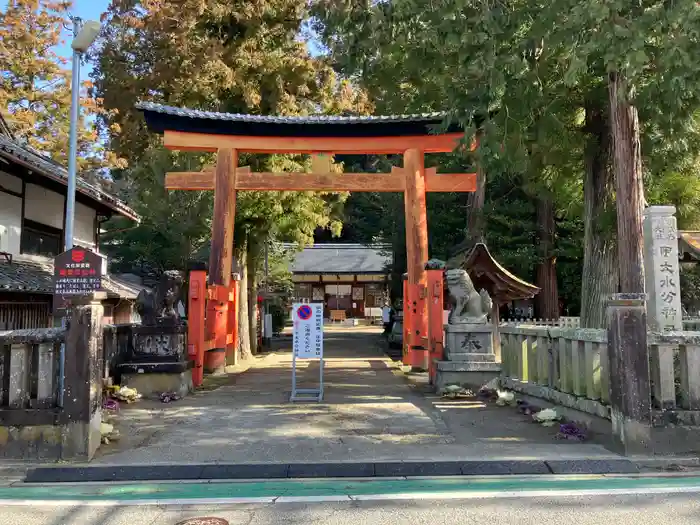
[1,493,700,525]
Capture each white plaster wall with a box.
[0,192,21,254]
[1,177,99,253]
[73,202,96,249]
[25,183,64,229]
[0,170,22,194]
[23,184,97,250]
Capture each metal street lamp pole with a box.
[64,17,82,251]
[64,17,101,250]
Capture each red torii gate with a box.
[137,102,477,385]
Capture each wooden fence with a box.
[0,302,52,330]
[501,317,581,328]
[502,317,700,330]
[0,327,64,425]
[499,324,700,426]
[647,332,700,424]
[499,325,610,419]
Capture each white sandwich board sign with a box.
[291,303,324,401]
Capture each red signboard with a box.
[53,248,104,312]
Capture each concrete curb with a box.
[20,459,643,483]
[634,456,700,473]
[4,456,700,486]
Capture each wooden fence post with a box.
[606,293,652,455]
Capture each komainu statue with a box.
[425,259,446,270]
[445,268,493,324]
[135,270,184,326]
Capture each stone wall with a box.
[0,299,105,461]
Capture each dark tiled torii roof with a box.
[136,102,460,138]
[0,255,148,299]
[289,243,391,274]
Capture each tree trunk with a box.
[609,71,645,293]
[247,246,259,356]
[236,237,252,361]
[581,98,618,328]
[534,195,559,319]
[465,163,486,248]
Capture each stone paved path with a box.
[94,328,621,465]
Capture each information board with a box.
[54,247,104,296]
[52,247,105,313]
[292,303,323,359]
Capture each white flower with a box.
[496,389,515,406]
[533,408,560,425]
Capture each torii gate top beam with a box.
[136,102,466,154]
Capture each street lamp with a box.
[64,17,101,250]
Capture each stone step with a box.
[444,352,496,363]
[437,360,501,372]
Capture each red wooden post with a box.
[402,277,411,365]
[426,269,445,383]
[403,149,430,370]
[226,279,238,366]
[408,283,428,370]
[187,270,207,387]
[205,284,228,373]
[204,147,238,374]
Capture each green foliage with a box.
[93,0,369,278]
[482,173,538,279]
[680,264,700,317]
[101,147,213,273]
[0,0,125,176]
[555,216,585,316]
[263,245,295,334]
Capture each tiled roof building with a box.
[288,243,391,319]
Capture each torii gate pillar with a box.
[403,149,430,369]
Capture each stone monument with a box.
[435,269,501,392]
[643,206,682,332]
[642,205,682,410]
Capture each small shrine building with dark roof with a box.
[288,243,391,320]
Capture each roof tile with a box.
[135,102,447,125]
[289,244,391,274]
[0,256,147,299]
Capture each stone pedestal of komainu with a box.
[445,268,492,325]
[122,270,191,400]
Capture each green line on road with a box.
[3,475,700,502]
